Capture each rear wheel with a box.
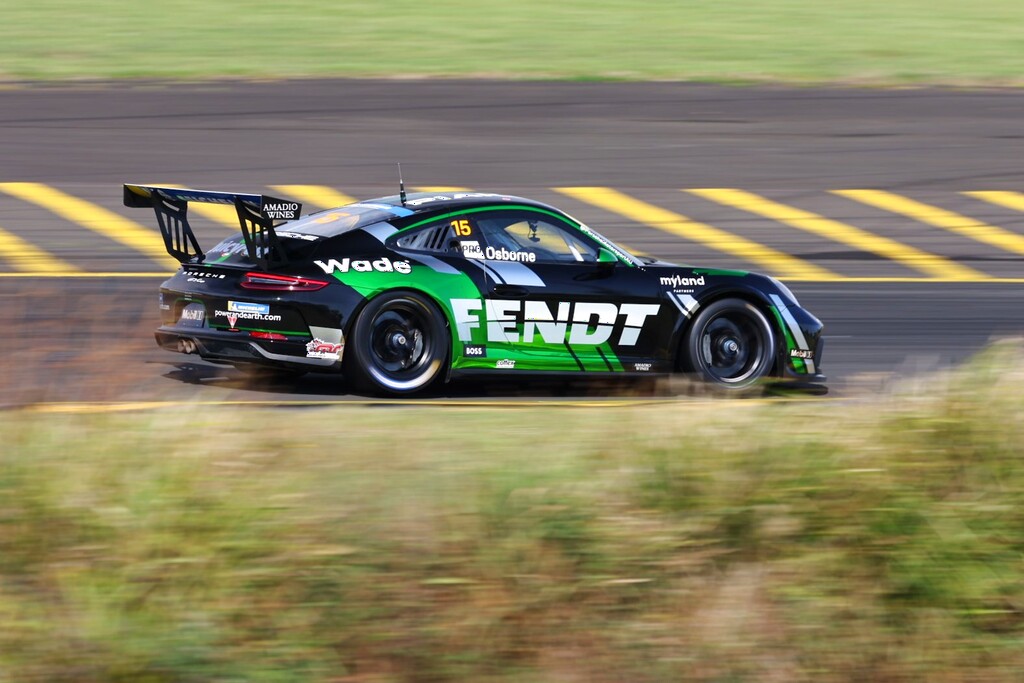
[683,298,776,390]
[346,291,448,396]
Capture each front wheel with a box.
[683,298,777,390]
[345,291,448,396]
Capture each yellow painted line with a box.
[836,189,1024,258]
[0,225,80,273]
[689,188,986,280]
[0,182,176,268]
[415,186,471,192]
[964,190,1024,214]
[0,271,169,278]
[556,187,837,280]
[271,185,357,211]
[181,199,238,229]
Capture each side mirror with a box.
[573,248,619,282]
[596,247,618,272]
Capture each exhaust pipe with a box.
[177,339,197,354]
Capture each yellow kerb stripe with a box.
[555,187,837,280]
[835,189,1024,258]
[689,188,986,280]
[964,190,1024,214]
[271,185,357,211]
[0,182,175,268]
[0,225,79,273]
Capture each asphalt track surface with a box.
[2,80,1024,407]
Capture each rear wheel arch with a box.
[343,287,454,395]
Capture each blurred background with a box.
[3,1,1024,680]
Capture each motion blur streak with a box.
[0,224,78,272]
[835,189,1024,257]
[0,182,177,268]
[687,188,986,280]
[557,186,838,281]
[965,190,1024,213]
[271,184,357,210]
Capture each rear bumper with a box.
[155,326,341,371]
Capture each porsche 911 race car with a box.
[124,184,824,395]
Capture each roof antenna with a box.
[397,162,407,206]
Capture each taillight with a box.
[240,272,329,291]
[250,331,288,341]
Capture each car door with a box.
[459,207,667,373]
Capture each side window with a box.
[474,210,599,263]
[393,216,475,254]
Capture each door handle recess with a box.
[492,284,529,298]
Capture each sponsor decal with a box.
[463,344,487,357]
[206,239,271,260]
[159,293,170,311]
[178,302,206,328]
[450,298,660,347]
[228,300,270,315]
[183,270,226,279]
[633,362,652,372]
[481,246,536,263]
[261,197,301,221]
[208,240,249,258]
[659,274,706,288]
[461,240,485,259]
[495,359,516,369]
[276,231,319,241]
[790,349,814,359]
[306,338,343,360]
[213,309,282,323]
[404,193,502,207]
[314,257,412,275]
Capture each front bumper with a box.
[780,335,826,384]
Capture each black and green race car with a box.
[124,184,824,395]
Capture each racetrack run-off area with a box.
[2,81,1024,405]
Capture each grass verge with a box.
[3,342,1024,681]
[3,1,1024,84]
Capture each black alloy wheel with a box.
[347,291,447,395]
[684,298,777,390]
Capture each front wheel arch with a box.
[676,296,781,389]
[674,291,785,375]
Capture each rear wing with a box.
[123,184,302,270]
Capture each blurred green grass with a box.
[4,342,1024,681]
[3,0,1024,84]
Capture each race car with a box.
[124,184,824,395]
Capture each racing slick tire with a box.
[683,298,777,391]
[345,291,448,396]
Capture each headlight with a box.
[769,277,800,306]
